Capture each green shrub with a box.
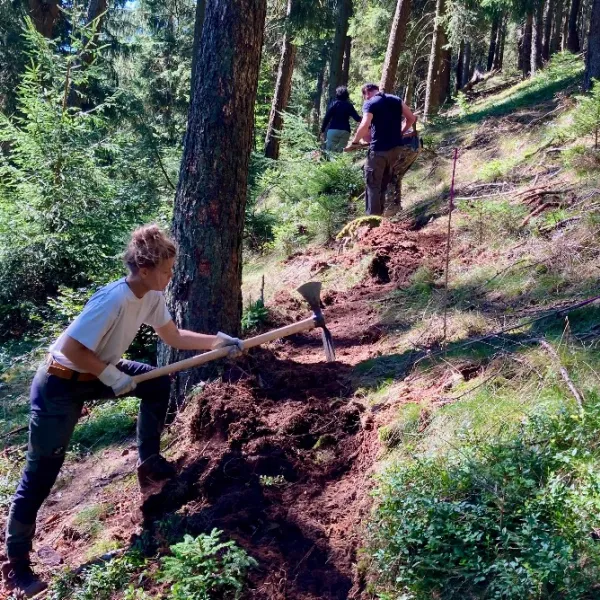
[0,20,167,340]
[159,530,257,600]
[574,80,600,149]
[50,553,144,600]
[241,298,269,333]
[368,402,600,599]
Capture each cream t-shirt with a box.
[50,278,172,371]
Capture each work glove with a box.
[212,332,244,359]
[99,364,137,396]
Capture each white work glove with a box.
[212,332,244,358]
[99,364,137,397]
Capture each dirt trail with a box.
[7,220,445,599]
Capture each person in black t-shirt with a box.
[321,86,362,152]
[348,83,417,215]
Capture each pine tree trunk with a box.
[531,1,544,74]
[190,0,206,91]
[264,0,296,160]
[494,16,507,69]
[522,14,533,77]
[342,35,352,85]
[550,0,564,52]
[380,0,412,92]
[462,40,471,87]
[487,14,499,71]
[28,0,60,37]
[456,39,464,91]
[584,0,600,89]
[567,0,582,51]
[311,66,325,135]
[328,0,352,101]
[438,33,451,105]
[424,0,446,119]
[162,0,266,392]
[562,0,570,48]
[498,19,507,68]
[542,0,554,60]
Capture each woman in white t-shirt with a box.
[2,225,243,597]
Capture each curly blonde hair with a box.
[124,224,177,273]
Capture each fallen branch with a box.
[539,215,581,234]
[0,425,28,440]
[520,201,559,227]
[539,339,584,413]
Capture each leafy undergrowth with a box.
[2,56,600,600]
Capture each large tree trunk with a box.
[462,40,471,87]
[264,0,296,160]
[550,0,564,52]
[584,0,600,89]
[542,0,554,60]
[28,0,60,37]
[567,0,582,51]
[163,0,266,393]
[424,0,446,119]
[487,14,499,71]
[342,35,352,85]
[522,14,533,77]
[380,0,412,92]
[190,0,206,91]
[328,0,352,101]
[456,39,464,92]
[531,1,544,74]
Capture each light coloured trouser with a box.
[326,129,350,152]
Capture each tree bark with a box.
[522,14,533,77]
[550,0,564,53]
[28,0,60,37]
[487,14,499,71]
[328,0,352,101]
[264,0,297,160]
[542,0,554,61]
[438,34,451,105]
[311,66,325,135]
[424,0,446,119]
[531,1,543,74]
[163,0,266,393]
[494,16,506,69]
[380,0,412,92]
[567,0,582,51]
[341,35,352,85]
[562,0,570,49]
[190,0,206,92]
[462,40,471,87]
[456,39,464,92]
[584,0,600,89]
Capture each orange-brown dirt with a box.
[0,221,446,600]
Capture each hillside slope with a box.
[2,56,600,599]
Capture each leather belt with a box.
[46,357,98,382]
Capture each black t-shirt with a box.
[363,93,404,151]
[321,100,362,133]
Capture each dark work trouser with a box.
[5,359,170,560]
[364,146,419,215]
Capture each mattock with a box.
[132,281,336,385]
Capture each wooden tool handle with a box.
[133,316,317,384]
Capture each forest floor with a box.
[2,56,600,599]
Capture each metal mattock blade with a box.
[296,281,322,313]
